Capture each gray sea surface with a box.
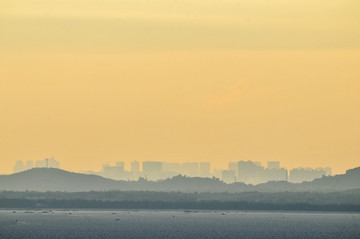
[0,210,359,238]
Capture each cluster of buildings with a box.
[12,158,331,184]
[226,161,330,184]
[13,157,60,173]
[84,160,331,184]
[83,161,211,181]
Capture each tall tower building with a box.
[199,162,210,178]
[143,161,163,181]
[131,161,140,173]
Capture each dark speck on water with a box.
[0,210,358,239]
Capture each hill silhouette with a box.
[0,167,359,192]
[0,168,120,191]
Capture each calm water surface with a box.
[0,210,359,238]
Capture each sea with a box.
[0,210,359,238]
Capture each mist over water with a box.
[0,210,359,239]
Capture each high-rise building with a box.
[162,162,182,175]
[228,162,237,171]
[182,162,199,177]
[24,160,33,169]
[317,167,332,176]
[263,168,288,182]
[35,160,46,168]
[14,158,57,173]
[212,168,222,179]
[13,161,25,173]
[34,157,60,168]
[101,162,125,180]
[237,161,265,184]
[261,161,288,182]
[222,170,236,183]
[47,157,60,168]
[143,161,163,181]
[115,161,124,169]
[267,161,280,169]
[228,162,238,180]
[253,161,262,167]
[289,168,328,183]
[131,161,140,173]
[199,162,210,178]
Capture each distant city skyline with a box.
[12,158,333,184]
[1,1,359,238]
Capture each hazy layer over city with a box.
[12,158,333,184]
[1,0,360,175]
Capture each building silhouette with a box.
[199,162,211,178]
[237,161,264,184]
[13,160,33,173]
[101,162,125,180]
[228,162,237,172]
[163,162,182,176]
[182,162,199,177]
[237,160,288,184]
[222,170,236,183]
[267,161,280,169]
[131,161,140,173]
[12,157,331,184]
[143,161,163,181]
[130,160,141,180]
[13,158,60,173]
[35,157,60,168]
[289,167,328,183]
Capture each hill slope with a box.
[0,168,121,191]
[0,167,359,192]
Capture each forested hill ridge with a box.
[0,167,359,192]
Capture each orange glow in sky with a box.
[1,0,359,174]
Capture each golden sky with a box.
[1,0,359,174]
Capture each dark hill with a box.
[0,166,359,192]
[0,168,122,192]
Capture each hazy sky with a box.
[1,0,359,174]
